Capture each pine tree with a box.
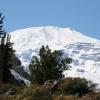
[2,34,15,83]
[0,13,15,83]
[0,13,5,83]
[29,45,72,84]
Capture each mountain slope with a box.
[10,26,100,85]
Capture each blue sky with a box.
[0,0,100,39]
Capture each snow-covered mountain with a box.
[10,26,100,86]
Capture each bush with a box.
[0,83,23,94]
[0,95,15,100]
[54,94,74,100]
[95,94,100,100]
[16,84,53,100]
[57,77,96,96]
[0,82,98,100]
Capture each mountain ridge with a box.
[10,26,99,42]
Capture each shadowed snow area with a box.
[10,26,100,86]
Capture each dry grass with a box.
[0,78,99,100]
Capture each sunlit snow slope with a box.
[10,26,100,85]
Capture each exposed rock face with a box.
[10,55,30,86]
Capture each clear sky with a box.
[0,0,100,39]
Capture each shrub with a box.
[57,77,96,96]
[0,83,24,95]
[16,84,53,100]
[54,94,74,100]
[95,94,100,100]
[0,95,15,100]
[82,94,95,100]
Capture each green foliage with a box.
[58,77,97,96]
[29,45,72,84]
[0,13,5,82]
[0,13,5,35]
[0,13,15,83]
[0,78,97,100]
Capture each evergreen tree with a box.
[0,13,15,83]
[2,34,15,83]
[29,45,72,84]
[0,13,5,82]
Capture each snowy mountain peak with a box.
[10,26,99,43]
[10,26,99,51]
[10,26,100,85]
